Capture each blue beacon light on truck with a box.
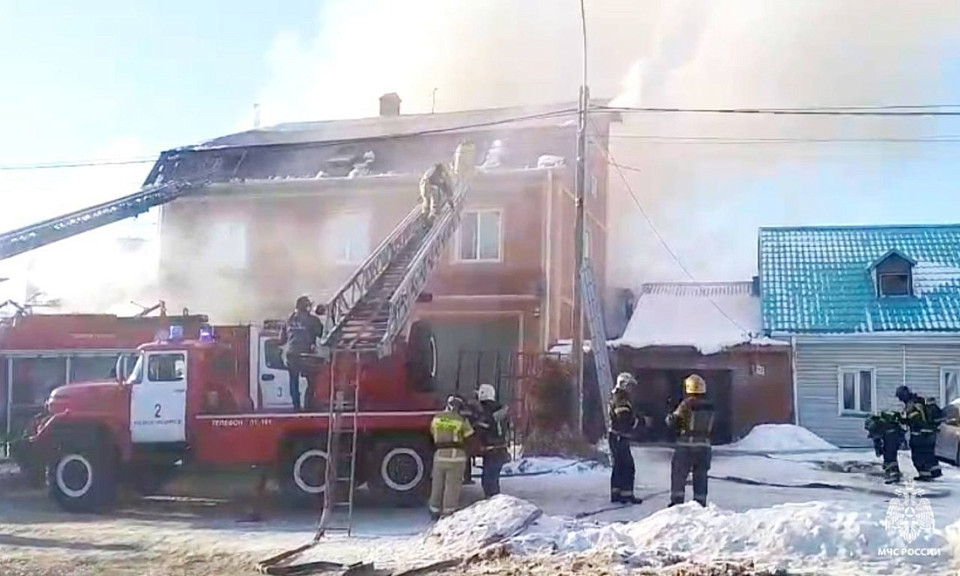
[199,325,215,342]
[168,325,184,341]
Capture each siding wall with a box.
[796,341,960,447]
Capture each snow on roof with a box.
[611,281,786,355]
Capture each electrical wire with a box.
[0,157,157,171]
[597,105,960,117]
[608,134,960,144]
[586,120,753,335]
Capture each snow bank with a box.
[727,424,837,452]
[513,501,950,574]
[424,495,540,558]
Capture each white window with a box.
[838,367,875,415]
[324,212,370,264]
[584,228,592,259]
[941,368,960,406]
[590,175,599,198]
[457,210,502,262]
[206,221,248,270]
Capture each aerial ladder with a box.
[313,142,476,538]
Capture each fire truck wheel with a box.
[47,440,117,513]
[407,321,438,392]
[279,444,328,507]
[368,438,430,506]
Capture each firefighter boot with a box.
[883,462,902,484]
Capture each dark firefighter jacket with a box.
[865,411,904,438]
[475,400,509,453]
[665,396,715,446]
[903,396,940,433]
[609,392,639,437]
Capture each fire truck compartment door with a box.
[130,351,188,443]
[259,336,294,410]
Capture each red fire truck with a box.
[14,144,477,514]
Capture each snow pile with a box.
[610,282,786,355]
[423,495,541,558]
[512,501,950,573]
[537,155,565,168]
[727,424,837,453]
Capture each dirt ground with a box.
[0,478,789,576]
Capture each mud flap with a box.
[710,474,952,498]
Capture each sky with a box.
[3,0,960,314]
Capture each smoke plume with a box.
[252,0,960,292]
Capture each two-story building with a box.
[145,95,620,397]
[759,224,960,447]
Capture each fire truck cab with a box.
[16,319,442,513]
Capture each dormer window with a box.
[868,250,916,297]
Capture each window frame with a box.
[940,366,960,406]
[837,366,877,416]
[326,211,371,265]
[454,209,504,263]
[144,352,187,384]
[877,272,912,297]
[206,220,248,271]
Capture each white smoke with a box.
[250,0,960,293]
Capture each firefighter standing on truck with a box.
[475,383,510,498]
[419,162,454,222]
[429,395,476,520]
[279,295,325,412]
[865,410,905,484]
[609,372,642,505]
[666,374,715,507]
[896,385,943,481]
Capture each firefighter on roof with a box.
[475,383,510,498]
[279,295,325,412]
[896,385,943,481]
[608,372,643,504]
[429,395,476,520]
[666,373,715,507]
[419,162,454,222]
[865,410,904,484]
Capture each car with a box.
[935,399,960,465]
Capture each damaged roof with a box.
[142,100,618,187]
[612,282,784,355]
[759,224,960,333]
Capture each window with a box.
[941,368,960,406]
[458,210,502,261]
[839,367,875,415]
[590,175,599,198]
[146,353,186,382]
[325,212,370,264]
[69,354,122,383]
[11,357,67,407]
[878,273,911,296]
[206,221,248,270]
[264,339,286,369]
[584,229,592,259]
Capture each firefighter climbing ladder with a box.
[581,257,614,431]
[312,142,476,539]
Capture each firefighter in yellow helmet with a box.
[665,373,715,507]
[608,372,643,504]
[428,395,476,520]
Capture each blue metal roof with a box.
[758,224,960,333]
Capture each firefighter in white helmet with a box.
[608,372,642,504]
[665,374,715,507]
[474,383,510,498]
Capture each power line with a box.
[0,157,157,171]
[598,105,960,117]
[587,120,752,335]
[608,134,960,144]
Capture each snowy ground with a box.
[3,427,960,575]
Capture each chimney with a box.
[379,93,401,117]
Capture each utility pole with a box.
[571,0,589,434]
[253,103,261,128]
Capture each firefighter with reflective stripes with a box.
[428,395,476,519]
[419,162,454,222]
[609,372,642,504]
[666,374,715,507]
[896,385,943,481]
[865,410,904,484]
[475,383,510,498]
